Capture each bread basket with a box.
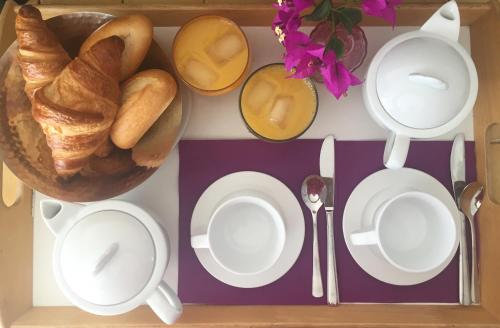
[0,12,188,202]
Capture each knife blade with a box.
[320,136,334,184]
[451,133,470,306]
[451,134,467,204]
[320,135,338,305]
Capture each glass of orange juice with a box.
[172,15,250,96]
[240,63,318,142]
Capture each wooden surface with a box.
[34,2,491,27]
[2,163,23,207]
[124,0,204,4]
[470,8,500,322]
[0,1,21,210]
[0,181,33,328]
[0,2,34,318]
[485,124,500,204]
[11,305,500,328]
[39,0,122,4]
[0,1,16,55]
[0,3,33,328]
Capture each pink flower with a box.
[272,4,301,37]
[271,0,314,38]
[320,50,362,99]
[271,0,368,99]
[361,0,402,27]
[283,30,310,69]
[282,31,323,78]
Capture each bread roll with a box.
[79,15,153,81]
[111,69,177,149]
[132,93,182,168]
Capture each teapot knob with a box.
[421,0,460,42]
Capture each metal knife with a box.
[320,135,339,305]
[451,133,470,306]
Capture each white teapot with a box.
[363,0,478,169]
[40,199,182,324]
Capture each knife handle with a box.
[459,214,471,305]
[326,210,339,305]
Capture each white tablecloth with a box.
[32,26,473,306]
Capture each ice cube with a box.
[246,79,276,115]
[269,96,293,129]
[206,33,245,65]
[183,58,218,89]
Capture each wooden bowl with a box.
[0,12,184,202]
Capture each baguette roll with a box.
[110,69,177,149]
[79,15,153,81]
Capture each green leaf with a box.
[303,0,332,21]
[336,7,362,34]
[326,36,344,58]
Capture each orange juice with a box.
[173,16,250,95]
[240,64,318,142]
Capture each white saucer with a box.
[343,168,460,286]
[191,171,305,288]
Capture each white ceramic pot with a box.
[40,199,183,324]
[363,1,478,169]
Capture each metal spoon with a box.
[301,175,327,298]
[459,182,484,304]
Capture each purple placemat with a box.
[178,140,476,304]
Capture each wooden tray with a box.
[1,0,499,327]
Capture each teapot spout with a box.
[421,1,460,42]
[40,199,83,236]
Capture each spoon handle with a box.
[459,214,471,305]
[470,217,479,304]
[312,211,323,298]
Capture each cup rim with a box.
[205,192,286,275]
[373,191,456,273]
[172,14,251,94]
[238,63,319,143]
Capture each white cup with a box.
[350,191,457,273]
[191,192,285,275]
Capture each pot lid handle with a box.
[421,0,460,42]
[408,73,449,90]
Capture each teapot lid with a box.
[58,210,156,306]
[376,36,471,129]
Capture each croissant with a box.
[32,36,124,176]
[15,5,71,100]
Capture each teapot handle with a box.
[421,0,460,42]
[383,132,410,169]
[147,280,183,324]
[350,230,378,246]
[40,199,83,236]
